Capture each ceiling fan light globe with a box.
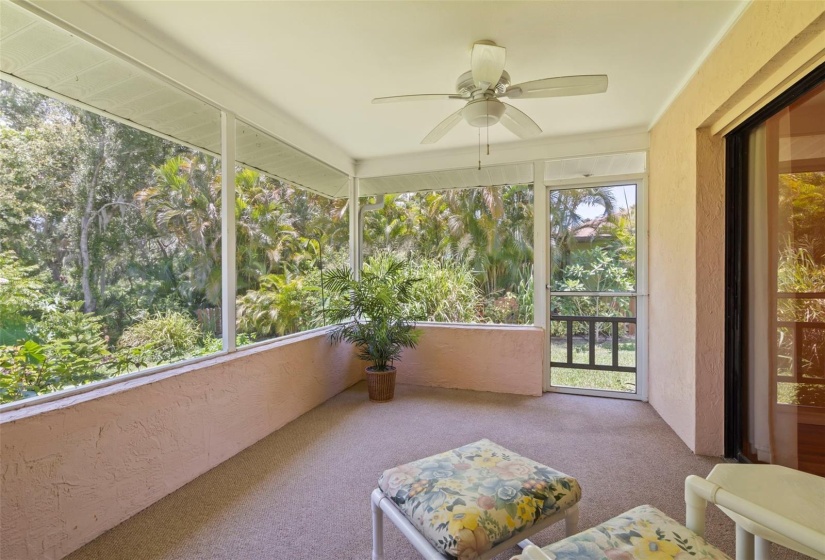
[462,99,505,128]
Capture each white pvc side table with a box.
[687,464,825,560]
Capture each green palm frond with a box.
[324,254,422,371]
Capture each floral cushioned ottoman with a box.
[524,505,730,560]
[378,439,582,559]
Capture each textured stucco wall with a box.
[694,129,726,455]
[650,109,699,449]
[0,323,542,560]
[648,0,825,453]
[0,332,363,560]
[392,324,544,396]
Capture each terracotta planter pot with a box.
[366,366,397,402]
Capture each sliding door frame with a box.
[724,63,825,459]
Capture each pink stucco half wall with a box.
[394,324,544,396]
[0,324,543,560]
[0,330,363,560]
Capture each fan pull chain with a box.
[486,99,490,156]
[478,127,481,170]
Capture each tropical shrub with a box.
[776,243,825,385]
[0,303,113,402]
[117,311,201,364]
[196,333,253,356]
[515,270,534,325]
[777,244,825,323]
[0,250,52,344]
[483,292,520,324]
[0,341,52,402]
[0,339,112,404]
[549,247,635,338]
[483,269,536,325]
[554,246,634,293]
[406,258,480,323]
[237,273,314,338]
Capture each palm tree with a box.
[442,185,532,297]
[234,169,300,289]
[135,154,222,305]
[549,187,617,285]
[362,194,417,256]
[236,272,310,338]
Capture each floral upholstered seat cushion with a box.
[378,439,582,559]
[529,505,730,560]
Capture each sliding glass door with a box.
[727,66,825,474]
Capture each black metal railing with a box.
[550,315,636,373]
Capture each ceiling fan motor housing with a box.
[462,98,505,127]
[456,70,511,96]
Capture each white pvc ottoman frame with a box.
[684,475,825,560]
[370,488,580,560]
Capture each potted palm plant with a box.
[324,255,422,402]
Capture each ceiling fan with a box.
[372,40,608,144]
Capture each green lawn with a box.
[550,338,636,393]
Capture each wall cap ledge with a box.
[0,323,540,423]
[0,326,336,424]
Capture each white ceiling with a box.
[59,1,745,161]
[1,0,349,197]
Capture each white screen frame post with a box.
[533,161,548,330]
[349,177,360,280]
[221,111,237,353]
[532,161,551,389]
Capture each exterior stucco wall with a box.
[650,111,699,449]
[0,331,363,560]
[649,0,825,454]
[694,129,726,455]
[392,324,544,397]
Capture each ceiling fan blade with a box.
[500,103,542,139]
[372,94,466,104]
[504,75,608,99]
[471,42,506,91]
[421,109,463,144]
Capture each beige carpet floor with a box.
[66,383,808,560]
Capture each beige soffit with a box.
[0,1,348,198]
[545,152,647,181]
[358,162,534,197]
[712,58,825,137]
[236,121,348,198]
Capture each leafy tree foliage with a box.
[0,79,641,403]
[779,173,825,264]
[363,184,534,299]
[0,250,50,343]
[776,172,825,404]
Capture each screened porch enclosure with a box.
[0,0,651,409]
[3,1,825,559]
